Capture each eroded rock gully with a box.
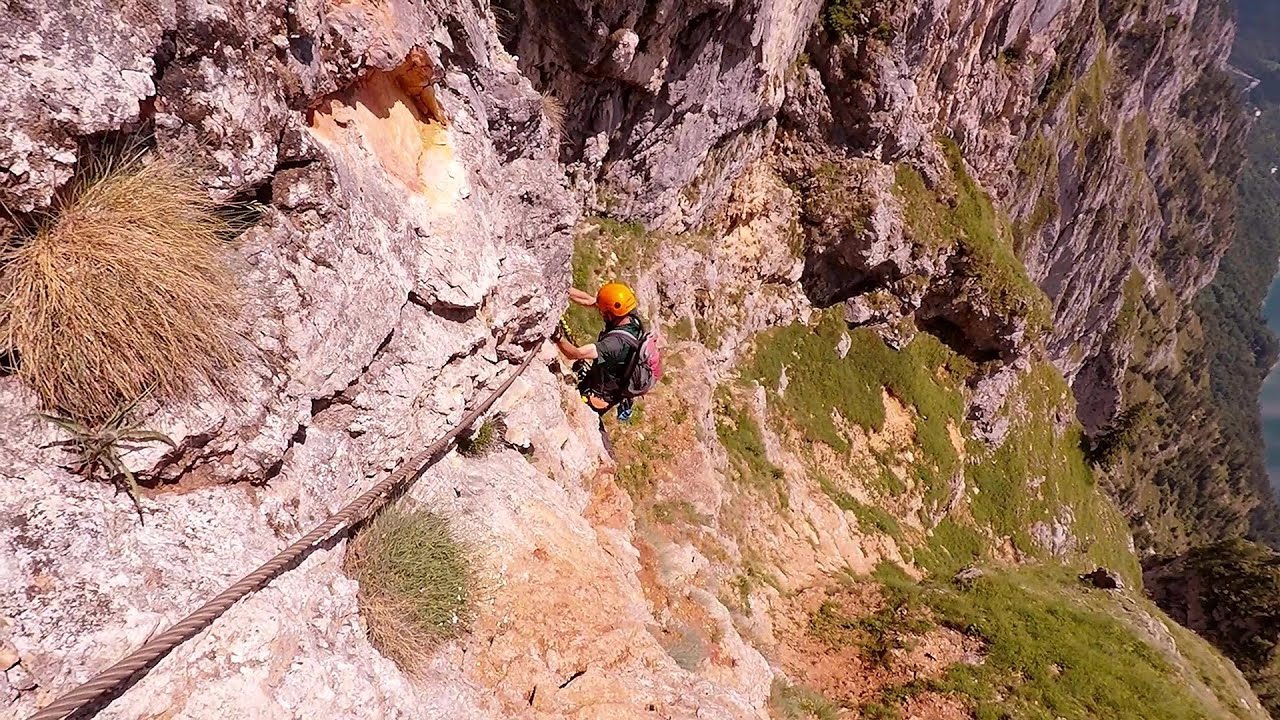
[0,0,1256,717]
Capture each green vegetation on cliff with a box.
[564,218,651,342]
[963,364,1139,581]
[893,142,1053,336]
[1147,539,1280,715]
[736,314,1135,583]
[1091,108,1280,553]
[1111,71,1280,553]
[821,0,894,41]
[345,505,473,670]
[742,312,965,460]
[927,569,1222,720]
[1195,106,1280,540]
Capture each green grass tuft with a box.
[345,505,473,670]
[822,0,894,41]
[861,701,903,720]
[770,678,842,720]
[809,574,932,670]
[652,499,709,526]
[458,417,499,457]
[818,474,905,542]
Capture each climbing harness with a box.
[27,343,542,720]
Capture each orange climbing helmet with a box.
[596,282,638,318]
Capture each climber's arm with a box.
[568,288,597,307]
[556,337,599,361]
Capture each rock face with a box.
[0,0,1258,717]
[500,0,1248,446]
[498,0,823,229]
[781,0,1246,433]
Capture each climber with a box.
[554,281,661,423]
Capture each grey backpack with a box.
[606,328,663,399]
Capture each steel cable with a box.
[28,342,543,720]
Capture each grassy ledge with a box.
[808,565,1241,720]
[928,568,1216,720]
[738,311,967,507]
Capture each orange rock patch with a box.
[309,50,462,208]
[775,579,981,718]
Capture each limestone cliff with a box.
[0,0,1270,718]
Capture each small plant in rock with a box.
[458,417,501,457]
[346,504,474,671]
[40,390,176,521]
[769,679,841,720]
[0,150,242,421]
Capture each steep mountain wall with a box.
[0,0,1269,718]
[501,0,1265,551]
[1088,0,1280,553]
[506,0,1246,432]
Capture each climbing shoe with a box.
[617,398,634,422]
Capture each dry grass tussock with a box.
[346,504,474,671]
[0,152,241,421]
[541,91,566,138]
